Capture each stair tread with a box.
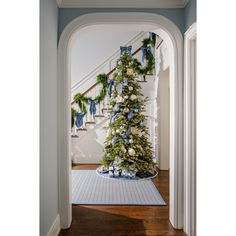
[137,80,148,83]
[76,128,87,131]
[94,114,105,117]
[85,121,96,124]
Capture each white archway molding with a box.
[58,12,184,229]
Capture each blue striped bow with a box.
[141,46,151,62]
[120,46,132,56]
[88,99,99,116]
[75,112,85,128]
[110,112,121,124]
[149,32,155,41]
[108,79,115,96]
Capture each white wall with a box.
[158,68,170,170]
[40,0,59,235]
[71,30,139,87]
[155,39,170,170]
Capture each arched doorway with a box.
[57,12,184,230]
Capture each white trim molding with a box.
[47,214,61,236]
[184,22,196,236]
[58,12,184,229]
[56,0,62,7]
[57,0,189,8]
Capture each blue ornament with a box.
[126,126,131,136]
[116,83,123,95]
[140,120,145,126]
[127,110,134,120]
[111,137,118,145]
[123,77,128,85]
[113,104,120,112]
[124,138,129,143]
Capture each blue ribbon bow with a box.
[149,32,155,41]
[88,99,99,116]
[112,137,119,145]
[75,112,85,128]
[141,46,151,62]
[108,79,115,96]
[110,112,121,124]
[120,46,132,56]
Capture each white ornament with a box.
[116,129,120,133]
[129,139,134,144]
[116,95,124,103]
[121,145,127,153]
[130,94,137,101]
[123,108,129,113]
[112,131,116,135]
[124,95,128,99]
[128,86,133,91]
[128,148,136,156]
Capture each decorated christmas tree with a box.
[100,46,155,178]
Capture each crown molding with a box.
[57,0,189,9]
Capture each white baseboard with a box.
[47,214,60,236]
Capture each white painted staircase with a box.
[71,32,160,164]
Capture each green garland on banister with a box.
[72,33,156,116]
[132,35,156,75]
[73,73,108,114]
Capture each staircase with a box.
[71,32,162,164]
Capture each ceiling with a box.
[56,0,189,8]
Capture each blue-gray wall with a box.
[58,2,196,38]
[40,0,59,235]
[59,8,185,37]
[184,0,196,31]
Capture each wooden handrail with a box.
[71,40,163,105]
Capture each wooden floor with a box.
[59,164,187,236]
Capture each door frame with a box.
[184,22,197,236]
[57,12,184,230]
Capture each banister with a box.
[71,39,163,105]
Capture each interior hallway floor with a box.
[59,164,187,236]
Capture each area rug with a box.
[72,170,166,205]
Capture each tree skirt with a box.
[72,170,166,205]
[96,167,158,180]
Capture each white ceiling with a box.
[57,0,189,8]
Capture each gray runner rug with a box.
[72,170,166,205]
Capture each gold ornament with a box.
[131,126,139,135]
